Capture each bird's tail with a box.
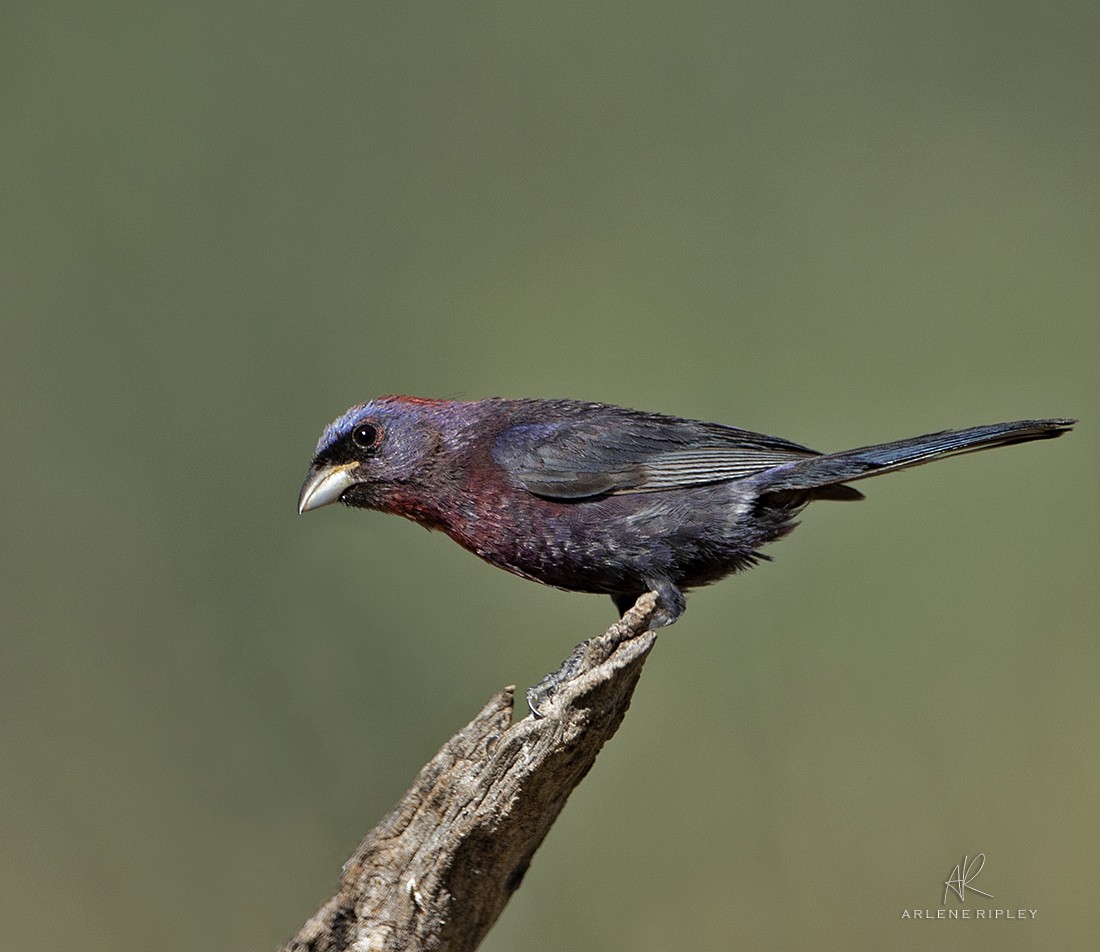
[757,418,1074,495]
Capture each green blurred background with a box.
[3,2,1097,949]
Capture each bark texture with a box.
[280,593,659,952]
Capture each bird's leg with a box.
[648,580,686,628]
[613,584,684,628]
[527,589,669,717]
[612,592,643,617]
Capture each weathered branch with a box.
[280,593,660,952]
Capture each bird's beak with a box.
[298,462,359,514]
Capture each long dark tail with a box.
[758,418,1075,495]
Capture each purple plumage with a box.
[298,396,1073,626]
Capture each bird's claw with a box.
[525,639,590,717]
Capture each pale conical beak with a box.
[298,462,359,514]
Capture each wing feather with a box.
[490,404,821,499]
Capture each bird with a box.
[298,396,1073,627]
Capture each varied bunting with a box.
[298,397,1073,627]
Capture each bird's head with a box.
[298,396,455,516]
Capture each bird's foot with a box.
[525,640,590,717]
[613,582,685,629]
[648,581,685,628]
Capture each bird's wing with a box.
[490,407,822,499]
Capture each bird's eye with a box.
[351,422,381,449]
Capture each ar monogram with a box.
[944,853,994,903]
